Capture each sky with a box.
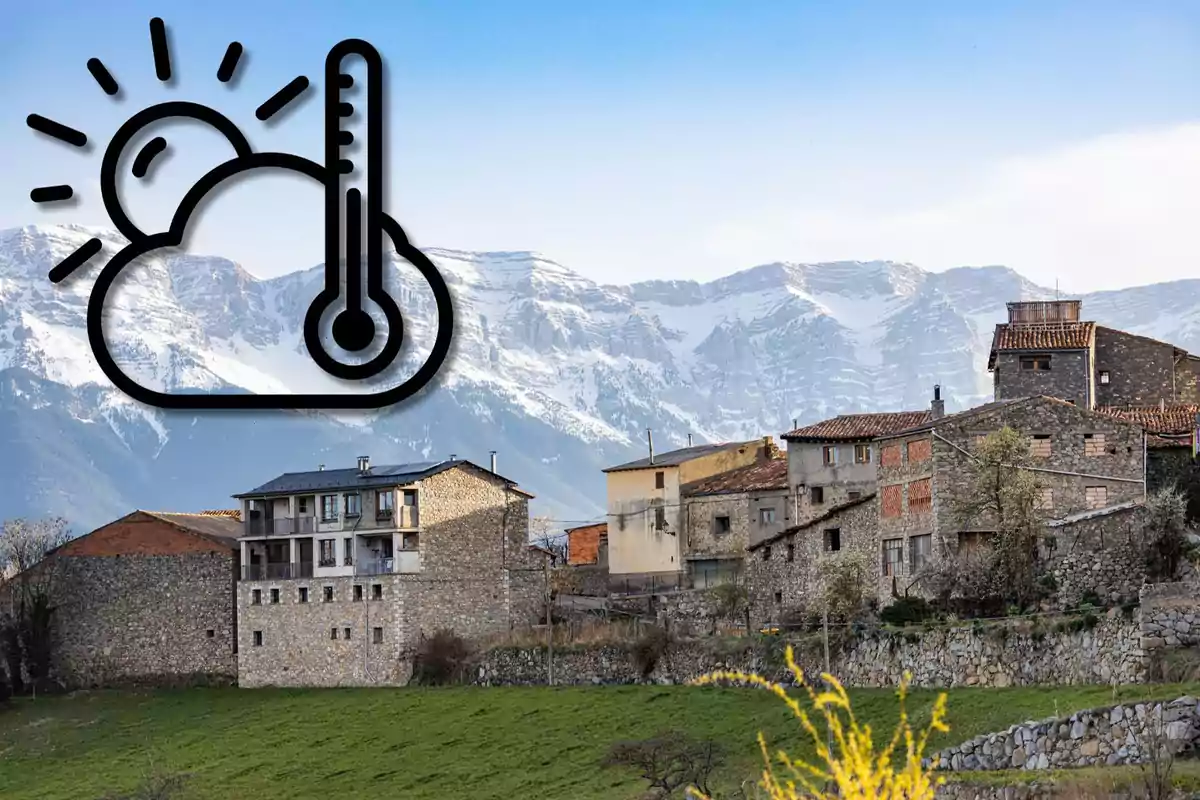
[1,0,1199,292]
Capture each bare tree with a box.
[1135,705,1177,800]
[1144,486,1189,580]
[530,515,568,565]
[603,731,724,798]
[0,517,73,693]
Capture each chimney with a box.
[490,450,497,473]
[318,464,325,471]
[1161,398,1166,412]
[647,429,655,465]
[357,455,370,474]
[761,435,780,462]
[687,433,693,447]
[792,418,798,430]
[931,385,945,420]
[449,453,457,461]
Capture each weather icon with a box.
[26,17,455,411]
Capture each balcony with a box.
[244,516,317,537]
[241,561,315,581]
[355,551,419,576]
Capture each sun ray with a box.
[26,114,88,148]
[86,57,120,96]
[256,76,310,121]
[48,238,103,284]
[217,42,243,83]
[150,17,171,82]
[132,137,168,178]
[30,185,74,203]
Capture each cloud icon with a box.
[86,150,454,410]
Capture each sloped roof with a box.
[234,459,531,498]
[988,321,1095,368]
[140,511,242,548]
[1096,404,1200,435]
[748,493,876,551]
[874,398,1030,439]
[782,411,933,442]
[603,441,757,473]
[1046,499,1143,528]
[681,459,788,497]
[199,509,242,521]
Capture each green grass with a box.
[2,682,1199,800]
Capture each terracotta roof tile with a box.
[199,509,242,521]
[1096,404,1200,435]
[988,322,1095,368]
[782,411,932,442]
[682,459,788,496]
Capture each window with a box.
[655,471,665,489]
[344,493,361,518]
[252,631,263,647]
[1035,488,1053,511]
[323,586,334,602]
[759,508,776,525]
[353,584,364,602]
[824,528,841,552]
[881,484,902,518]
[1030,435,1052,458]
[344,627,352,640]
[1020,355,1051,371]
[882,538,903,576]
[372,627,384,644]
[773,591,783,605]
[206,629,215,638]
[343,537,354,566]
[906,438,932,463]
[371,583,383,600]
[376,490,394,518]
[402,532,419,551]
[762,546,772,561]
[1085,486,1108,509]
[786,543,795,563]
[654,507,667,530]
[880,444,902,468]
[907,478,932,514]
[330,627,338,640]
[713,515,731,535]
[320,494,338,521]
[1099,370,1110,385]
[403,490,417,507]
[297,497,309,514]
[1084,433,1107,457]
[810,486,824,505]
[909,534,932,573]
[848,491,862,501]
[269,588,280,604]
[822,446,838,466]
[298,587,309,603]
[854,444,871,464]
[318,539,336,567]
[251,589,261,605]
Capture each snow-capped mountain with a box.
[3,223,1199,532]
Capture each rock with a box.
[1011,747,1026,768]
[1070,720,1087,739]
[1080,739,1100,757]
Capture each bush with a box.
[880,596,934,627]
[411,629,473,686]
[631,626,671,679]
[603,731,723,798]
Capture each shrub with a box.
[631,625,671,679]
[879,597,934,627]
[603,731,723,798]
[96,771,190,800]
[1144,487,1190,580]
[411,629,473,686]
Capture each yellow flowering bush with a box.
[688,645,949,800]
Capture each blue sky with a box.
[2,0,1199,289]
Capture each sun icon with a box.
[26,17,312,283]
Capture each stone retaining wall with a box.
[930,696,1200,772]
[1140,581,1200,655]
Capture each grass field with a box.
[2,682,1199,800]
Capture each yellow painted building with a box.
[603,438,776,577]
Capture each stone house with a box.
[678,456,788,588]
[0,510,243,688]
[745,493,878,623]
[602,437,779,586]
[781,394,939,525]
[234,457,540,688]
[872,395,1147,602]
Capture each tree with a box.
[603,731,723,799]
[1143,486,1190,580]
[951,427,1047,608]
[529,515,568,565]
[817,552,868,622]
[0,517,73,693]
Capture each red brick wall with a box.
[881,484,903,518]
[880,444,902,468]
[57,513,231,557]
[567,524,605,565]
[907,478,932,514]
[906,438,932,464]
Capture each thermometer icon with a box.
[303,39,406,381]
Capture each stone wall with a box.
[47,552,237,687]
[994,350,1091,409]
[683,493,753,559]
[931,695,1200,772]
[1046,505,1148,608]
[476,614,1144,689]
[1095,327,1179,408]
[1148,446,1200,523]
[1140,582,1200,655]
[237,464,536,688]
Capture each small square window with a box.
[714,515,731,535]
[353,584,364,602]
[372,583,383,600]
[1084,433,1107,457]
[269,588,280,604]
[330,627,338,640]
[759,508,776,525]
[773,591,783,605]
[372,627,384,644]
[298,587,309,604]
[252,631,263,647]
[1030,435,1052,458]
[344,627,352,640]
[1020,355,1051,371]
[848,491,862,501]
[206,629,215,638]
[854,444,871,464]
[251,589,261,605]
[323,586,334,602]
[655,471,665,489]
[822,446,838,466]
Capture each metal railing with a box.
[608,572,691,597]
[241,562,315,581]
[244,516,318,536]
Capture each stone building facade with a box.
[873,396,1146,600]
[679,457,788,588]
[236,460,539,688]
[0,511,243,687]
[744,493,878,622]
